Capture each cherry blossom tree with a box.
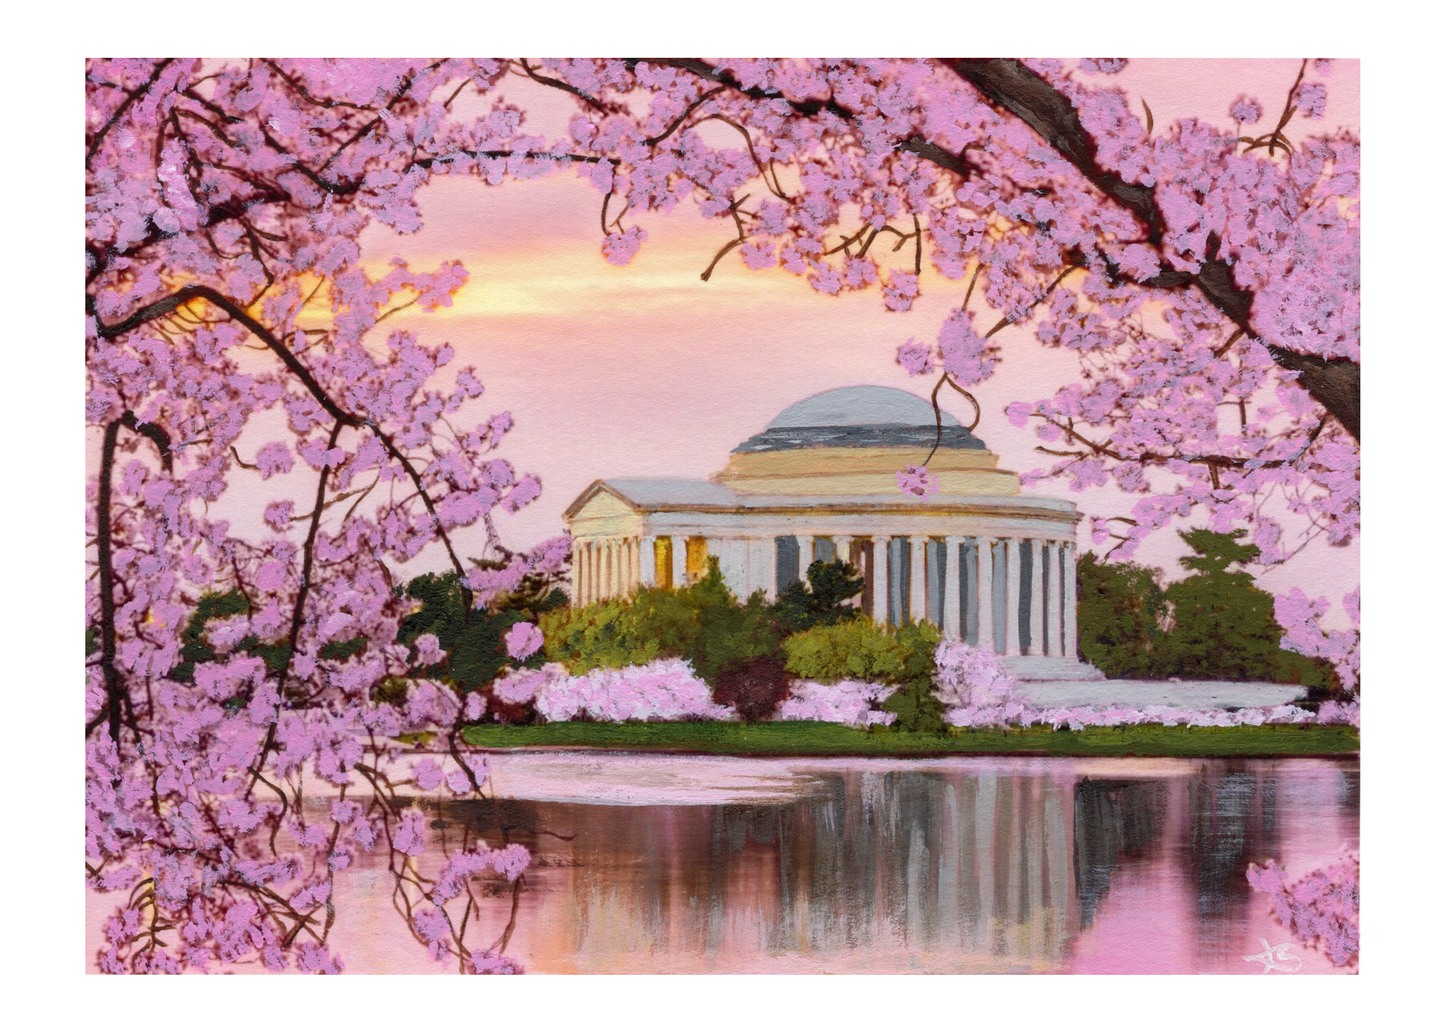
[86,58,577,973]
[85,56,1360,972]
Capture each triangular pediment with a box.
[562,481,641,521]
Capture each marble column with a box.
[1063,542,1078,659]
[586,540,597,603]
[797,535,814,581]
[870,535,888,624]
[671,536,686,588]
[1004,537,1022,657]
[944,535,963,640]
[976,537,995,652]
[1050,542,1066,658]
[1029,539,1045,655]
[718,537,746,598]
[750,538,773,599]
[640,535,656,587]
[910,536,927,626]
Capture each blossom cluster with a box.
[526,658,735,723]
[933,641,1017,708]
[776,680,897,727]
[1247,849,1359,966]
[942,699,1359,731]
[1275,587,1361,689]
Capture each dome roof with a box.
[767,386,960,429]
[733,386,985,454]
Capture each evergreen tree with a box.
[1076,553,1168,678]
[1156,529,1291,682]
[770,559,865,635]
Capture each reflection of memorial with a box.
[436,759,1356,974]
[456,768,1081,972]
[563,386,1099,679]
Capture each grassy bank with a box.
[462,721,1359,758]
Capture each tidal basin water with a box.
[325,753,1358,974]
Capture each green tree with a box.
[690,560,783,686]
[770,559,865,635]
[1156,529,1300,683]
[1077,537,1340,694]
[1076,553,1168,678]
[396,561,568,704]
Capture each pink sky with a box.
[347,59,1358,616]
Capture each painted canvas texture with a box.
[85,57,1359,975]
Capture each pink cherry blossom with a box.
[896,464,938,497]
[503,621,543,660]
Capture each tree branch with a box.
[91,285,472,597]
[941,58,1359,441]
[87,59,176,170]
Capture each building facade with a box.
[562,386,1099,679]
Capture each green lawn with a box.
[461,721,1358,758]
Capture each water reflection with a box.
[428,757,1356,974]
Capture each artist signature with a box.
[1243,938,1303,973]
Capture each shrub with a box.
[532,657,733,723]
[782,617,907,683]
[711,651,792,722]
[691,578,782,687]
[880,621,945,734]
[540,597,667,673]
[396,569,564,691]
[933,640,1017,708]
[539,578,709,674]
[777,680,896,727]
[542,558,782,689]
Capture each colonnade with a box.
[571,533,1077,658]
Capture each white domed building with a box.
[563,386,1102,680]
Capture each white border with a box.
[7,3,1429,1025]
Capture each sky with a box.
[346,59,1360,617]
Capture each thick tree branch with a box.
[948,59,1162,242]
[90,285,472,595]
[88,411,173,742]
[87,59,176,169]
[636,59,856,121]
[941,59,1359,441]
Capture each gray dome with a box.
[768,386,960,429]
[735,386,985,454]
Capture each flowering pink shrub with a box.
[933,641,1017,708]
[777,680,897,727]
[533,658,734,723]
[942,700,1359,730]
[1247,849,1359,967]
